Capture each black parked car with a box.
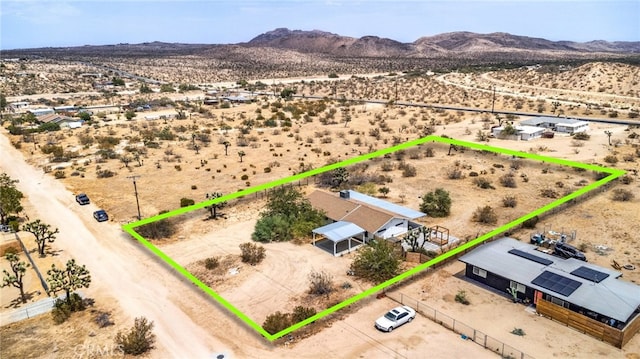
[554,242,587,261]
[75,193,90,205]
[93,210,109,222]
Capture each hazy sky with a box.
[1,0,638,50]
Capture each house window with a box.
[546,294,569,308]
[510,280,525,293]
[472,266,487,278]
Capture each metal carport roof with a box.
[312,221,365,242]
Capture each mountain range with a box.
[244,28,640,57]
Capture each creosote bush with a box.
[115,317,156,356]
[308,270,333,296]
[262,306,317,335]
[472,205,498,224]
[239,242,266,265]
[473,177,495,189]
[204,257,219,270]
[612,188,634,202]
[502,195,517,208]
[52,293,86,324]
[136,216,176,240]
[499,173,517,188]
[180,197,195,207]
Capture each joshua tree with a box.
[604,130,613,146]
[23,220,59,257]
[223,141,231,156]
[238,150,246,163]
[205,192,226,219]
[2,252,29,303]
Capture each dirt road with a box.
[0,132,228,358]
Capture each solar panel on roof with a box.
[508,249,553,266]
[571,266,610,283]
[532,271,582,297]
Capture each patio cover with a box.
[312,221,366,256]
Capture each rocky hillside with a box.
[244,28,640,57]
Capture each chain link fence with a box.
[388,292,534,359]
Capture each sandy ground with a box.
[0,133,229,358]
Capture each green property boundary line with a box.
[122,135,625,341]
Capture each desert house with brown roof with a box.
[308,190,425,256]
[37,113,83,129]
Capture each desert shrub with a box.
[455,290,470,305]
[239,242,266,265]
[612,189,634,202]
[180,198,195,207]
[53,170,65,179]
[502,196,517,208]
[593,171,608,180]
[472,206,498,224]
[419,188,451,217]
[2,246,19,256]
[447,167,464,179]
[52,293,86,324]
[473,177,495,189]
[350,240,401,284]
[136,216,176,240]
[401,164,417,177]
[499,173,517,188]
[521,216,539,229]
[468,171,479,177]
[620,175,634,184]
[291,306,317,323]
[308,270,333,296]
[603,155,618,164]
[380,161,395,172]
[424,147,434,157]
[573,132,590,140]
[509,160,522,170]
[204,257,219,270]
[262,311,292,335]
[96,169,116,178]
[94,310,114,328]
[511,328,526,336]
[540,188,559,198]
[115,317,156,356]
[264,167,271,173]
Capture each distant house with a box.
[521,116,589,134]
[8,101,29,112]
[460,237,640,346]
[308,190,425,256]
[53,105,79,113]
[28,108,55,117]
[37,114,81,128]
[492,125,545,141]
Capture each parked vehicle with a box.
[93,210,108,222]
[554,242,587,261]
[374,306,416,332]
[75,193,90,205]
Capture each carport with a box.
[312,221,366,256]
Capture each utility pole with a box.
[395,79,398,103]
[491,86,496,113]
[127,175,142,220]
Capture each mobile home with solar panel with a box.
[460,237,640,347]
